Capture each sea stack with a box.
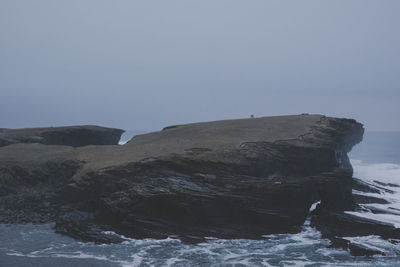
[0,114,376,244]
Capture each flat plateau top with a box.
[0,114,327,171]
[127,114,323,150]
[0,125,123,135]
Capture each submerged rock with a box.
[328,237,385,256]
[0,114,369,243]
[348,243,385,257]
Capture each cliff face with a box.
[0,125,124,147]
[0,115,367,243]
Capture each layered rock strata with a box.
[0,115,371,245]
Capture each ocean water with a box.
[119,130,152,145]
[1,131,400,267]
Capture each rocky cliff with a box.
[0,115,377,245]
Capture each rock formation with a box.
[0,125,124,147]
[3,114,391,250]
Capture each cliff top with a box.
[0,114,363,173]
[0,125,124,147]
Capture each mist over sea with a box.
[1,131,400,267]
[350,131,400,165]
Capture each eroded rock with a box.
[0,114,367,243]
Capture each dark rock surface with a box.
[328,237,385,256]
[311,174,400,239]
[0,114,374,244]
[0,125,124,147]
[311,209,400,240]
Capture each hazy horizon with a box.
[1,1,399,131]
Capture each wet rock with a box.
[55,210,125,244]
[327,237,385,256]
[311,210,400,240]
[348,243,385,257]
[327,237,350,250]
[352,194,390,205]
[374,181,400,188]
[351,178,381,194]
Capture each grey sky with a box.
[1,1,399,131]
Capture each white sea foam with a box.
[1,219,398,266]
[351,159,400,185]
[309,200,321,213]
[346,159,400,228]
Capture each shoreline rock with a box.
[0,114,375,244]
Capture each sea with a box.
[1,131,400,267]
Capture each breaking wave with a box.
[1,221,399,267]
[351,159,400,185]
[348,159,400,228]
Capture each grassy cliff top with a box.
[0,114,363,173]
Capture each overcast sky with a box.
[1,1,399,131]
